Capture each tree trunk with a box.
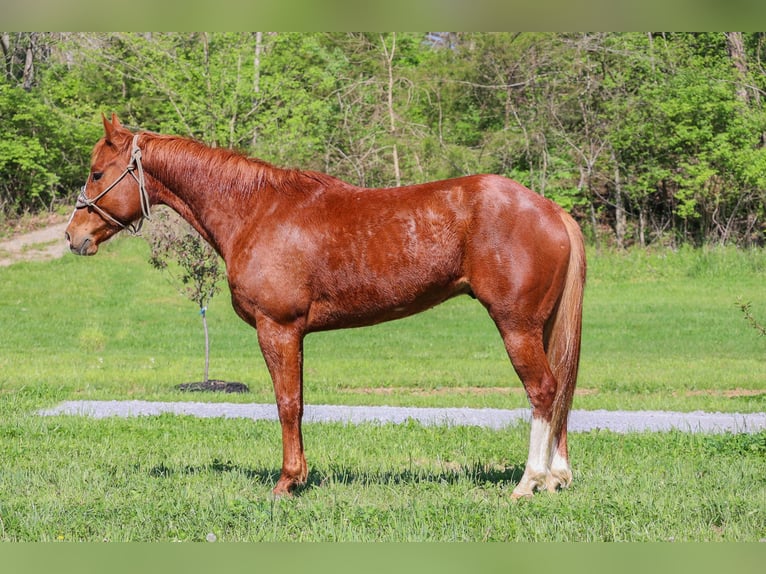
[1,33,10,80]
[382,33,401,187]
[22,32,36,91]
[200,306,210,383]
[252,31,262,148]
[726,32,750,105]
[613,153,626,248]
[201,32,215,147]
[579,165,600,249]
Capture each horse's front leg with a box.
[255,314,308,496]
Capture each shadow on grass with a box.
[145,458,526,493]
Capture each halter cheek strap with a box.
[75,134,152,234]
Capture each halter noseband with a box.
[75,134,151,234]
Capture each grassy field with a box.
[1,237,764,411]
[0,237,764,541]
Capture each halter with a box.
[75,134,151,234]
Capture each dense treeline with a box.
[2,32,765,247]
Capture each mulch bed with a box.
[176,380,250,393]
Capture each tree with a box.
[146,209,228,388]
[0,32,99,219]
[738,300,766,337]
[321,32,429,187]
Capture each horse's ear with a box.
[102,113,115,142]
[101,113,125,143]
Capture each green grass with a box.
[579,246,765,411]
[0,408,763,541]
[0,238,764,541]
[1,238,763,411]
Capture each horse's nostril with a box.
[64,231,71,243]
[77,237,92,256]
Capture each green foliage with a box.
[0,81,91,216]
[0,33,102,218]
[2,32,766,246]
[146,209,223,310]
[603,33,766,246]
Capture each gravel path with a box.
[38,400,766,434]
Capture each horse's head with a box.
[65,113,151,256]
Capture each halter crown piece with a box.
[75,134,152,234]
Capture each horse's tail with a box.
[547,210,586,441]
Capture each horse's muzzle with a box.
[65,231,97,256]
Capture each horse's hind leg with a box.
[498,326,560,499]
[547,422,572,492]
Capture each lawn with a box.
[0,237,764,541]
[1,237,763,411]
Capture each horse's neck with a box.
[144,138,255,260]
[155,186,223,253]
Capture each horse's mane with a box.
[144,133,342,197]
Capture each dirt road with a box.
[0,221,70,267]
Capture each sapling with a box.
[146,208,224,385]
[737,299,766,337]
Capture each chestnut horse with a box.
[66,114,586,498]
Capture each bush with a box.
[0,80,99,218]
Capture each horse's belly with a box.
[305,276,470,332]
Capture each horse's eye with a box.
[92,172,103,181]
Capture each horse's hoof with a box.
[510,487,534,500]
[272,487,294,499]
[272,480,296,498]
[545,470,572,493]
